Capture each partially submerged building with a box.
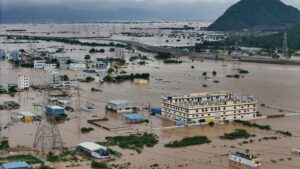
[76,142,109,159]
[106,100,139,113]
[33,60,46,69]
[161,91,258,124]
[46,106,66,117]
[229,152,261,168]
[47,71,62,88]
[17,74,30,89]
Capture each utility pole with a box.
[283,32,289,59]
[33,89,64,155]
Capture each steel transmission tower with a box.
[33,90,64,154]
[283,32,289,59]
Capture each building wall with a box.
[161,92,257,123]
[18,75,30,89]
[34,60,46,69]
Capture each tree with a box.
[212,71,217,76]
[84,55,91,61]
[84,55,91,65]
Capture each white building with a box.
[106,100,139,113]
[44,64,56,71]
[57,55,71,63]
[17,74,30,89]
[48,71,62,88]
[34,60,46,69]
[76,142,109,159]
[229,152,261,168]
[69,63,87,70]
[161,91,258,124]
[116,48,125,58]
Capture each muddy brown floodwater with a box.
[1,37,300,169]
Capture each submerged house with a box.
[106,100,139,113]
[76,142,109,159]
[46,106,66,117]
[229,152,261,168]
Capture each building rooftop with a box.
[108,99,137,106]
[78,142,107,151]
[124,113,144,120]
[162,92,256,108]
[19,111,37,116]
[162,91,232,99]
[47,105,64,109]
[2,161,29,169]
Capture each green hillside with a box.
[208,0,300,31]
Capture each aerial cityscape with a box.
[1,0,300,169]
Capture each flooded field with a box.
[1,25,300,169]
[0,22,221,47]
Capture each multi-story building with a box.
[0,49,6,58]
[34,60,46,69]
[161,91,258,124]
[116,48,125,58]
[17,74,30,89]
[47,71,62,88]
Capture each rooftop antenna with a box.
[283,32,289,59]
[33,88,64,155]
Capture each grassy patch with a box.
[237,68,249,74]
[103,73,150,83]
[81,127,94,134]
[220,129,252,140]
[165,136,211,148]
[91,160,108,169]
[106,57,126,65]
[0,154,43,165]
[91,88,102,92]
[234,120,271,130]
[275,130,292,136]
[47,152,60,162]
[0,140,9,149]
[163,59,183,64]
[103,133,158,153]
[129,55,150,62]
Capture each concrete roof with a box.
[77,142,107,151]
[47,105,64,109]
[124,113,144,120]
[2,162,29,169]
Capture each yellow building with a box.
[133,79,148,85]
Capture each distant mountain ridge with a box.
[208,0,300,31]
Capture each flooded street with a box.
[1,24,300,169]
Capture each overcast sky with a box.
[2,0,300,20]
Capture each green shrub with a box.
[47,152,60,162]
[234,120,271,130]
[220,129,252,140]
[104,133,158,153]
[91,161,108,169]
[81,127,94,134]
[165,136,211,148]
